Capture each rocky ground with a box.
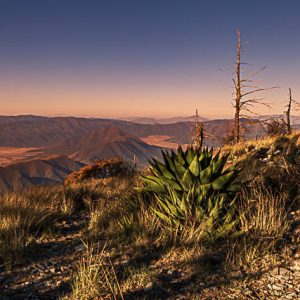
[0,210,299,300]
[0,215,88,299]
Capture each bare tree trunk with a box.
[234,30,242,144]
[286,88,292,134]
[231,30,276,144]
[191,109,204,150]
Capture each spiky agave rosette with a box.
[141,146,242,240]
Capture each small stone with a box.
[144,282,153,292]
[74,244,85,251]
[270,267,279,276]
[229,270,242,278]
[49,267,56,273]
[272,284,283,291]
[285,293,297,299]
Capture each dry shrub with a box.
[65,156,135,185]
[265,117,287,136]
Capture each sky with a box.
[0,0,299,119]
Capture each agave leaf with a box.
[169,188,182,207]
[164,178,183,191]
[209,196,220,219]
[212,149,221,163]
[207,196,213,213]
[222,197,238,224]
[149,160,161,177]
[186,147,195,165]
[199,150,209,169]
[201,183,212,194]
[224,163,240,174]
[174,159,187,178]
[212,171,235,190]
[227,183,241,192]
[177,146,187,166]
[198,151,206,164]
[223,206,236,224]
[179,193,188,214]
[195,206,204,222]
[206,147,213,163]
[214,218,239,239]
[151,207,172,225]
[162,151,176,174]
[219,193,229,207]
[189,154,200,176]
[195,192,204,206]
[212,153,229,177]
[155,195,171,214]
[199,165,212,184]
[157,194,182,219]
[141,176,166,193]
[156,160,175,180]
[181,169,194,191]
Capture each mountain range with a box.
[0,114,296,192]
[121,115,208,124]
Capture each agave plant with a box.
[141,146,241,240]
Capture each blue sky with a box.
[0,0,299,118]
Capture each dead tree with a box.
[232,30,277,144]
[190,109,204,150]
[285,88,295,134]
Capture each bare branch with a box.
[241,86,279,98]
[243,66,267,79]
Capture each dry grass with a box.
[223,130,300,159]
[226,182,291,270]
[240,184,290,238]
[2,138,299,297]
[0,185,75,268]
[65,243,123,300]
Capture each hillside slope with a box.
[0,155,83,192]
[46,127,162,164]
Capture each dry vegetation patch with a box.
[0,141,299,299]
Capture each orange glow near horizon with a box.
[0,71,297,120]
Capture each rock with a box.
[279,267,292,276]
[229,270,242,279]
[144,282,154,292]
[290,260,300,272]
[74,244,85,252]
[49,267,56,274]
